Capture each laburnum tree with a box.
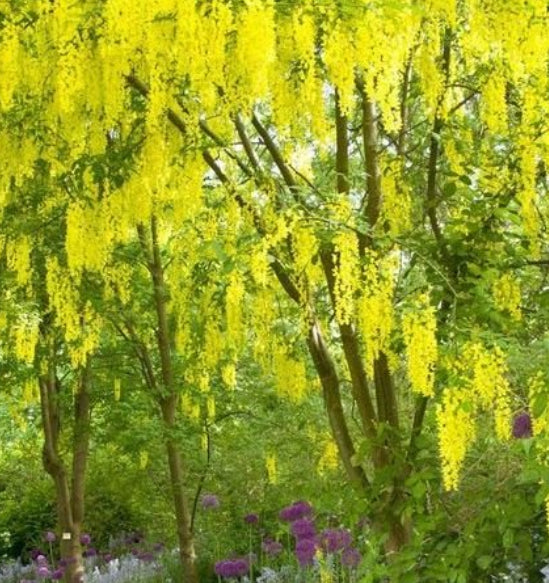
[2,0,549,580]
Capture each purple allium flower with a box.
[103,553,113,563]
[31,550,45,561]
[214,558,249,579]
[244,513,259,525]
[295,538,317,567]
[291,518,316,540]
[341,547,361,568]
[279,500,313,522]
[44,531,56,543]
[37,566,51,578]
[513,412,533,438]
[51,569,64,581]
[36,554,48,565]
[80,533,91,545]
[83,548,97,558]
[319,528,352,553]
[201,493,220,510]
[262,538,283,557]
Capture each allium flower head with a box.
[36,554,48,565]
[341,547,361,568]
[262,538,283,557]
[278,500,313,522]
[244,513,259,525]
[51,569,64,581]
[83,548,97,558]
[80,533,91,545]
[513,412,533,438]
[214,558,249,578]
[295,538,317,567]
[37,566,51,579]
[291,518,316,540]
[31,549,45,561]
[319,528,352,553]
[201,493,220,510]
[44,531,56,543]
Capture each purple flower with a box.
[262,538,283,557]
[291,518,316,540]
[201,493,220,510]
[214,558,249,579]
[83,547,97,558]
[80,533,91,545]
[51,569,65,580]
[31,549,45,561]
[244,513,259,525]
[513,412,533,438]
[103,553,113,563]
[341,547,361,568]
[37,566,51,578]
[36,554,48,565]
[279,501,313,522]
[319,528,352,553]
[44,531,56,543]
[295,538,317,567]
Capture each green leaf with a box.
[476,555,493,570]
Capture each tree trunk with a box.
[39,371,86,583]
[143,217,199,583]
[161,397,199,582]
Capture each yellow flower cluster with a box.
[13,315,40,364]
[266,453,278,485]
[181,393,201,421]
[333,231,360,325]
[317,436,339,476]
[6,235,32,289]
[323,23,356,116]
[436,387,476,490]
[402,293,438,397]
[492,273,522,321]
[464,343,511,440]
[481,73,508,135]
[273,343,308,403]
[528,372,547,436]
[225,271,246,349]
[358,250,397,378]
[380,161,412,237]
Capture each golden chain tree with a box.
[2,0,549,574]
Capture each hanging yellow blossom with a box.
[402,293,438,397]
[273,343,308,403]
[358,250,397,378]
[437,387,476,490]
[333,231,360,325]
[266,453,278,485]
[492,273,521,321]
[317,435,339,475]
[221,361,237,390]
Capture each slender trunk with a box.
[161,396,198,581]
[39,371,85,583]
[144,217,199,583]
